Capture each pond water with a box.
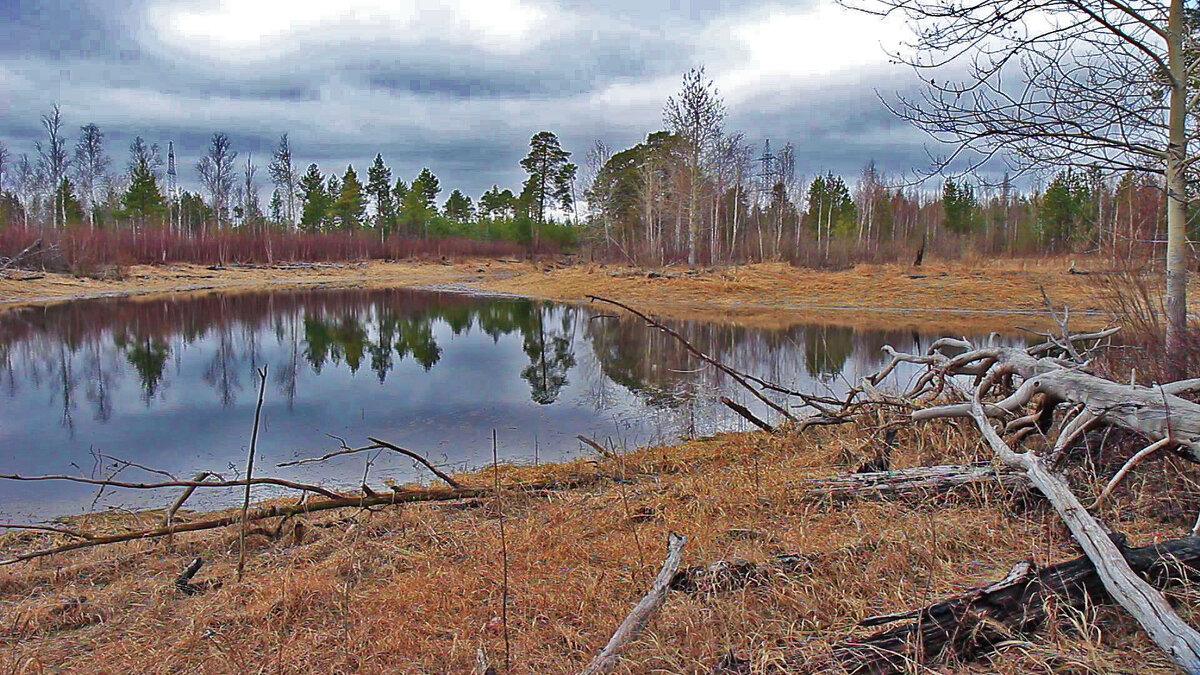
[0,288,1021,521]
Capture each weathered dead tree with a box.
[876,328,1200,671]
[831,534,1200,674]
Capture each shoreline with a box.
[0,256,1147,333]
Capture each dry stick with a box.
[0,523,94,540]
[577,434,619,460]
[968,394,1200,673]
[1093,437,1174,509]
[367,437,462,488]
[237,366,267,583]
[0,477,618,566]
[492,429,511,673]
[579,532,687,675]
[720,396,775,432]
[586,296,798,422]
[0,473,346,501]
[162,472,217,529]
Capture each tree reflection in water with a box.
[0,289,1028,426]
[0,288,1034,519]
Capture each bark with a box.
[1165,0,1189,374]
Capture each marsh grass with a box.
[1,414,1196,673]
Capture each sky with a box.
[0,0,935,201]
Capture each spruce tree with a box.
[299,163,330,230]
[122,158,166,227]
[333,164,366,229]
[366,154,395,234]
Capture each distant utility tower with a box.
[167,141,179,230]
[755,139,776,201]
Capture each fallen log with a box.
[0,473,612,566]
[969,397,1200,672]
[798,463,1023,502]
[831,534,1200,674]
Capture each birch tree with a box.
[663,67,725,265]
[196,133,237,230]
[845,0,1199,368]
[73,124,109,228]
[35,105,69,228]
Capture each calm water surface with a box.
[0,288,1020,521]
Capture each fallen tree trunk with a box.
[969,398,1200,672]
[831,534,1200,674]
[0,474,611,566]
[798,463,1023,502]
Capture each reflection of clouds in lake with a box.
[0,289,1026,520]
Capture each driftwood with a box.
[799,463,1023,502]
[876,330,1200,671]
[831,534,1200,674]
[580,532,687,675]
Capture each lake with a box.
[0,287,1018,521]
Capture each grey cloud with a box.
[0,0,966,202]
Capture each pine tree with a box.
[412,168,441,212]
[367,154,395,234]
[520,131,572,226]
[332,164,366,229]
[299,163,330,230]
[444,189,474,221]
[942,178,980,235]
[121,157,166,227]
[269,189,285,225]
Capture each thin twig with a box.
[367,437,462,488]
[492,429,511,673]
[0,523,94,540]
[237,365,267,583]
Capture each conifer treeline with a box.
[0,83,1175,265]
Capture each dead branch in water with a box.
[367,437,462,488]
[277,435,462,489]
[720,396,775,432]
[587,296,799,422]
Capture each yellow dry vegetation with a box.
[0,419,1195,673]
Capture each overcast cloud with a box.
[0,0,938,199]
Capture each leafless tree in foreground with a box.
[844,0,1198,370]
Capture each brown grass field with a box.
[2,420,1197,673]
[1,255,1197,673]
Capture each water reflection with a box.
[0,288,1022,520]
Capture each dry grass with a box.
[1,416,1195,673]
[9,255,1195,334]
